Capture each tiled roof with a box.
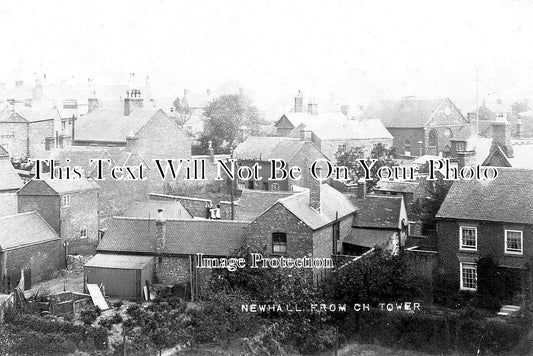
[18,177,100,195]
[16,107,60,122]
[373,181,419,194]
[0,160,23,191]
[233,137,307,162]
[278,112,347,129]
[85,254,153,269]
[350,195,403,229]
[344,228,395,248]
[0,145,8,157]
[0,211,59,251]
[123,200,193,220]
[234,189,295,221]
[275,184,357,230]
[436,168,533,224]
[74,107,163,142]
[97,217,249,256]
[289,118,392,141]
[363,98,445,128]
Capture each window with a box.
[271,183,280,191]
[262,182,269,190]
[62,194,71,208]
[460,262,477,291]
[272,233,287,254]
[460,226,477,250]
[456,142,466,152]
[80,227,87,239]
[428,129,438,148]
[505,230,523,254]
[337,144,347,153]
[404,140,411,156]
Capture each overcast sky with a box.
[1,0,533,113]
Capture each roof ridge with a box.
[0,211,36,220]
[112,216,250,224]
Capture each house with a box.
[363,98,469,157]
[0,106,59,159]
[372,180,425,207]
[0,156,23,217]
[71,89,191,158]
[17,177,100,256]
[0,211,61,292]
[232,136,329,192]
[345,185,408,256]
[244,182,357,282]
[90,215,249,300]
[233,189,295,221]
[288,118,393,160]
[436,168,533,299]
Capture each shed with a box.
[84,254,154,300]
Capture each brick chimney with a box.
[308,165,321,212]
[341,105,350,117]
[126,132,139,152]
[308,102,318,115]
[294,91,304,113]
[124,89,143,116]
[357,178,366,199]
[491,115,514,158]
[457,151,476,170]
[88,90,99,113]
[517,118,523,139]
[155,209,166,254]
[300,129,313,142]
[207,140,215,160]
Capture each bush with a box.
[80,307,99,325]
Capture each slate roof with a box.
[289,118,393,141]
[18,177,100,195]
[436,168,533,224]
[85,254,153,269]
[0,211,59,251]
[373,181,419,194]
[0,160,23,191]
[344,228,395,248]
[350,195,403,229]
[16,107,60,122]
[273,184,357,230]
[234,189,295,221]
[0,145,8,157]
[74,107,163,142]
[277,112,347,129]
[97,218,249,256]
[363,98,445,128]
[233,137,309,161]
[47,146,151,171]
[123,200,193,220]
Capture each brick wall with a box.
[245,203,313,257]
[2,239,61,285]
[387,128,425,157]
[437,219,533,281]
[155,256,191,285]
[0,191,18,217]
[60,190,99,245]
[405,249,438,282]
[28,120,54,158]
[0,122,27,158]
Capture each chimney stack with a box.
[88,90,99,113]
[308,102,318,115]
[126,132,139,152]
[124,89,143,116]
[300,129,313,142]
[294,91,303,113]
[308,163,321,212]
[155,209,166,255]
[341,105,350,117]
[491,116,514,158]
[357,178,366,199]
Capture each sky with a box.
[1,0,533,114]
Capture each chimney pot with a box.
[294,91,304,113]
[308,102,318,115]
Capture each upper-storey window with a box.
[460,226,477,251]
[505,230,523,255]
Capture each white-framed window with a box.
[459,226,477,251]
[271,183,280,191]
[80,227,87,239]
[272,232,287,254]
[62,194,71,208]
[505,230,523,255]
[460,262,477,291]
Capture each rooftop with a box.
[0,160,23,191]
[363,98,449,128]
[234,189,295,221]
[233,136,324,162]
[289,118,392,141]
[350,195,404,229]
[122,200,193,220]
[0,211,59,251]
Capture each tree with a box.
[335,143,397,189]
[201,94,264,149]
[412,174,452,233]
[512,101,530,117]
[172,96,191,126]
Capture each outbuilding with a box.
[84,254,154,300]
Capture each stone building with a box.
[363,97,469,157]
[0,211,61,291]
[17,177,100,256]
